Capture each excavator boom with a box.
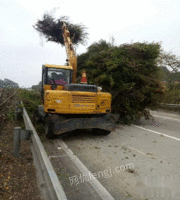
[62,22,77,83]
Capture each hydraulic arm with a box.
[62,22,77,83]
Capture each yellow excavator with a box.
[35,22,118,138]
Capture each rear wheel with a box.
[93,128,111,135]
[45,116,55,139]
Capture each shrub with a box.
[77,41,164,123]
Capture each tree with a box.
[158,51,180,104]
[158,50,180,72]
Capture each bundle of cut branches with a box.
[33,14,88,46]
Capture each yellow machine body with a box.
[43,64,111,115]
[44,90,111,114]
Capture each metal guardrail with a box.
[22,103,68,200]
[159,103,180,108]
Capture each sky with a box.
[0,0,180,88]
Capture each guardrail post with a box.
[13,127,32,158]
[15,106,18,120]
[14,105,22,120]
[13,127,21,158]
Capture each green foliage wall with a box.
[77,40,164,123]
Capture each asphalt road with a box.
[42,110,180,200]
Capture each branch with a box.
[0,91,16,107]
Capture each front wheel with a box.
[45,116,55,139]
[93,128,111,135]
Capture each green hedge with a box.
[77,40,164,123]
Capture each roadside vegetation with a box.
[0,88,41,200]
[0,88,17,132]
[16,89,45,137]
[158,52,180,106]
[17,89,41,116]
[162,84,180,104]
[77,40,164,123]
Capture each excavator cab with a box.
[41,64,73,102]
[48,69,71,85]
[42,65,73,85]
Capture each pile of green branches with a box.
[33,14,88,46]
[77,40,164,123]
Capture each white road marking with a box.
[127,146,158,161]
[127,146,146,156]
[49,155,64,159]
[56,140,115,200]
[132,125,180,141]
[49,153,91,159]
[152,114,180,122]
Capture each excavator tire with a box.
[93,128,111,135]
[45,116,56,139]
